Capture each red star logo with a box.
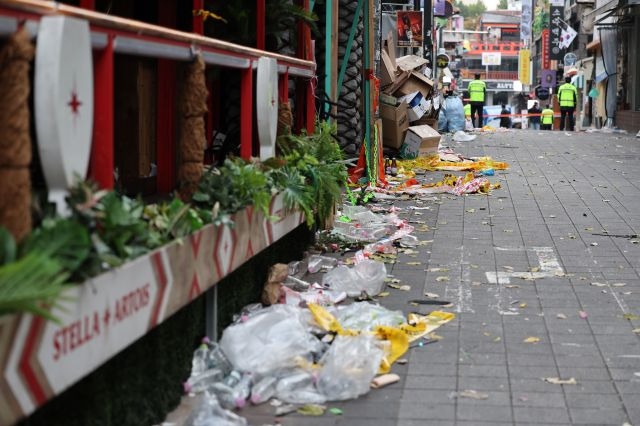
[68,91,82,116]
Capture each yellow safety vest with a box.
[558,83,577,108]
[541,109,554,124]
[468,80,486,103]
[464,104,471,116]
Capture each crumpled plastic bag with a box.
[452,130,476,142]
[335,302,405,331]
[219,305,322,377]
[184,393,247,426]
[317,334,384,401]
[322,260,387,297]
[438,96,465,132]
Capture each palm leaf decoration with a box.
[0,252,69,322]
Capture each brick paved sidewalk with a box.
[235,130,640,426]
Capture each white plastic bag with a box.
[219,305,322,376]
[317,334,384,401]
[322,260,387,297]
[453,130,477,142]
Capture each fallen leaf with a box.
[554,271,566,277]
[329,408,343,416]
[520,303,527,309]
[427,267,449,272]
[591,282,607,287]
[436,276,450,282]
[504,229,514,233]
[612,283,627,287]
[297,404,327,416]
[378,292,390,297]
[385,277,401,283]
[494,336,502,342]
[585,227,593,231]
[505,284,520,288]
[458,390,489,400]
[524,337,540,343]
[396,358,408,364]
[424,292,440,298]
[503,266,514,271]
[406,262,422,266]
[399,285,411,291]
[623,313,640,321]
[470,264,479,269]
[557,313,567,319]
[544,377,577,385]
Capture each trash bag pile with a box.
[437,96,466,133]
[183,302,454,424]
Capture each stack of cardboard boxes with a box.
[379,35,441,159]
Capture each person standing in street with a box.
[500,104,511,128]
[541,105,554,130]
[528,102,541,130]
[468,74,486,128]
[558,76,578,131]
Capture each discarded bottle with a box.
[385,158,392,176]
[184,368,224,394]
[191,343,210,377]
[205,341,233,375]
[307,255,338,273]
[250,376,277,405]
[480,169,494,176]
[231,373,253,408]
[207,382,236,410]
[390,158,398,177]
[223,370,243,388]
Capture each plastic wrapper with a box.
[282,285,347,306]
[452,130,477,142]
[219,305,323,377]
[307,254,337,273]
[317,334,384,401]
[184,393,248,426]
[250,376,277,405]
[276,370,327,404]
[322,260,387,297]
[335,302,405,331]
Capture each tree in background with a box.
[497,0,508,9]
[453,0,487,29]
[532,0,550,39]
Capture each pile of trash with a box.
[184,301,454,425]
[396,149,509,173]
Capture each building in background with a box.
[460,10,523,107]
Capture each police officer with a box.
[468,73,486,128]
[541,105,554,130]
[558,76,578,131]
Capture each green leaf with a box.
[0,227,16,266]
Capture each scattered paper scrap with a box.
[276,404,298,416]
[613,283,627,287]
[427,267,449,272]
[458,390,489,400]
[424,292,440,298]
[524,337,541,343]
[591,282,607,287]
[407,262,422,266]
[436,276,450,282]
[623,314,640,321]
[371,373,400,389]
[557,313,567,319]
[544,377,577,385]
[579,311,588,319]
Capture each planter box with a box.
[0,194,304,425]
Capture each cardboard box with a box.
[380,101,409,149]
[400,125,441,159]
[393,71,434,98]
[381,49,397,87]
[396,55,428,72]
[398,91,428,122]
[411,116,438,128]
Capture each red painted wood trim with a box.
[156,0,177,193]
[89,35,114,189]
[192,0,204,34]
[306,78,315,134]
[79,0,94,10]
[240,64,253,160]
[18,317,46,405]
[279,69,289,103]
[256,0,265,50]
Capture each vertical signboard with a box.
[519,49,530,85]
[549,0,565,61]
[521,0,532,43]
[397,11,423,48]
[541,29,550,69]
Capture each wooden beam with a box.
[256,0,265,50]
[90,35,114,189]
[240,65,253,159]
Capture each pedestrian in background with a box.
[558,76,578,131]
[468,73,486,128]
[541,105,554,130]
[500,104,511,128]
[528,102,541,130]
